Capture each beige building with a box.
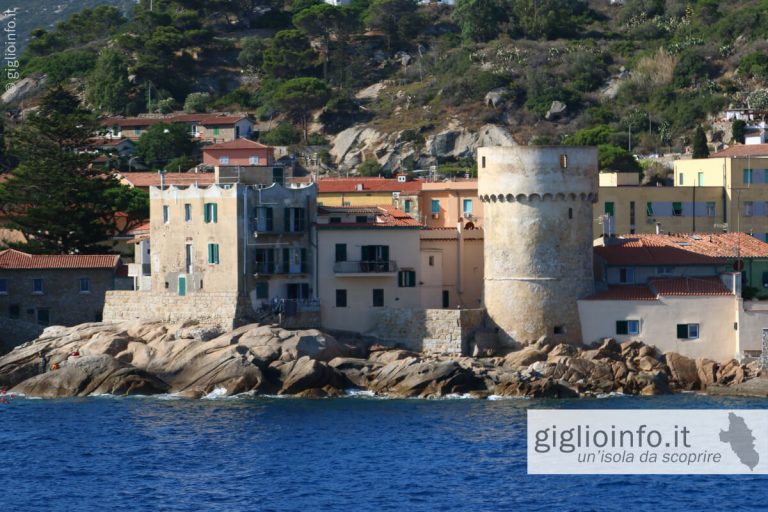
[316,205,422,333]
[419,227,484,309]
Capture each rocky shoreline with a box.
[0,321,766,399]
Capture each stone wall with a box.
[103,291,254,330]
[0,317,44,352]
[372,308,485,355]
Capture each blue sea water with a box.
[1,393,766,512]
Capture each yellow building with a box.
[420,180,483,229]
[316,177,421,221]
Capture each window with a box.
[184,204,192,222]
[744,201,754,217]
[207,243,220,264]
[219,156,229,165]
[672,202,683,216]
[32,278,44,294]
[79,278,90,293]
[629,201,635,225]
[656,266,674,274]
[568,208,573,220]
[255,206,274,231]
[706,202,716,217]
[404,199,412,213]
[463,199,473,214]
[428,255,435,266]
[335,289,347,307]
[204,203,218,224]
[361,245,389,262]
[697,172,704,186]
[335,244,347,262]
[356,216,368,224]
[372,289,384,307]
[284,207,306,232]
[273,167,284,185]
[255,248,275,274]
[616,320,640,335]
[646,202,654,216]
[255,282,269,299]
[559,154,568,168]
[9,304,20,319]
[481,156,486,168]
[0,279,6,294]
[213,127,220,136]
[604,202,615,216]
[249,156,260,165]
[744,168,753,185]
[163,205,170,224]
[431,199,440,215]
[677,323,700,340]
[134,128,140,136]
[398,270,416,287]
[619,268,635,284]
[37,308,50,326]
[678,173,684,185]
[553,325,565,335]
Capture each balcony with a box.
[333,260,398,276]
[253,262,308,276]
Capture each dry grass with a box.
[634,48,678,86]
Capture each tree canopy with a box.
[135,123,198,169]
[272,78,333,142]
[86,49,131,115]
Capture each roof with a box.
[0,249,120,270]
[595,233,768,266]
[203,139,272,151]
[101,113,251,128]
[118,172,215,188]
[710,144,768,158]
[583,277,732,301]
[317,205,422,228]
[317,177,422,194]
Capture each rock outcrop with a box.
[0,322,761,399]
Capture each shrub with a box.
[358,157,383,176]
[739,52,768,81]
[183,92,212,113]
[259,123,301,146]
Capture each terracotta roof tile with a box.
[0,249,120,270]
[318,205,421,228]
[118,172,215,188]
[649,276,732,296]
[101,113,250,128]
[317,177,422,193]
[584,286,658,301]
[711,144,768,158]
[203,139,271,151]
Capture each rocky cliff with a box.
[0,321,764,399]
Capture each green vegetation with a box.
[86,49,131,115]
[135,124,198,169]
[260,123,301,146]
[692,125,710,158]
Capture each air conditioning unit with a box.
[392,192,400,199]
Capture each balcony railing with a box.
[333,260,398,274]
[254,262,308,275]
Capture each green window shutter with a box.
[284,208,290,231]
[282,248,289,273]
[646,202,654,216]
[616,321,629,335]
[255,282,268,299]
[215,244,220,263]
[204,204,210,223]
[266,207,273,231]
[381,245,389,261]
[676,324,688,339]
[213,203,218,223]
[301,248,307,272]
[604,202,615,216]
[361,245,371,261]
[335,244,347,262]
[208,244,213,263]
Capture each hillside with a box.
[3,0,768,175]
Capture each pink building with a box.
[202,139,276,167]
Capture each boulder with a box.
[1,75,47,105]
[277,356,347,395]
[368,358,480,397]
[664,352,701,390]
[717,360,745,386]
[626,371,670,395]
[503,347,547,369]
[696,358,719,387]
[169,348,265,396]
[545,101,567,120]
[548,343,577,358]
[472,330,500,357]
[484,88,507,108]
[11,354,169,398]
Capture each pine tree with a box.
[692,126,710,159]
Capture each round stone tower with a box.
[477,146,598,345]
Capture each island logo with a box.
[527,409,768,474]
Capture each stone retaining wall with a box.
[103,291,253,330]
[372,308,486,355]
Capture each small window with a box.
[404,199,412,213]
[37,308,50,326]
[184,204,192,222]
[219,156,229,165]
[372,289,384,307]
[213,127,220,136]
[706,202,716,217]
[553,325,565,335]
[204,203,218,223]
[355,216,368,224]
[335,289,347,307]
[646,202,654,216]
[744,168,753,185]
[335,244,347,262]
[329,217,342,224]
[697,172,704,186]
[744,201,754,217]
[431,199,440,215]
[207,243,220,264]
[79,278,90,293]
[672,202,683,216]
[481,156,486,168]
[604,202,615,216]
[656,266,674,275]
[677,323,700,340]
[463,199,473,214]
[568,207,573,220]
[619,268,635,284]
[0,279,7,294]
[559,154,567,168]
[616,320,640,335]
[398,270,416,287]
[678,173,684,186]
[32,278,44,294]
[163,205,170,224]
[428,255,435,266]
[249,156,260,165]
[255,282,268,299]
[9,304,20,319]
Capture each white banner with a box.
[528,409,768,474]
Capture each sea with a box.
[1,392,766,512]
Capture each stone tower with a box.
[477,146,598,345]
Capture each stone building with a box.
[0,249,125,346]
[477,146,598,345]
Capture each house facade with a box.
[420,179,483,229]
[316,177,422,220]
[102,113,254,143]
[202,139,275,167]
[419,227,484,309]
